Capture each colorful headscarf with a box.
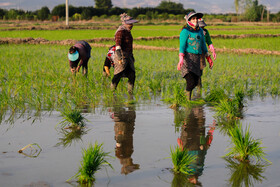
[120,13,139,24]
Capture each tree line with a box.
[0,0,279,22]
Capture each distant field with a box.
[0,24,280,40]
[95,37,280,51]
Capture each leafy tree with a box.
[81,8,92,20]
[7,9,18,19]
[51,4,76,17]
[0,8,7,19]
[157,0,184,10]
[243,0,264,21]
[38,6,50,20]
[51,4,65,17]
[94,0,112,9]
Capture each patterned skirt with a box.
[113,52,135,75]
[181,53,202,78]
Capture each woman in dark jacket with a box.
[68,40,91,77]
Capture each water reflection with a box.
[0,109,45,127]
[111,105,140,175]
[175,106,215,185]
[55,128,88,147]
[224,157,268,187]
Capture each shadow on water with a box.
[111,99,140,175]
[173,106,216,186]
[224,157,268,187]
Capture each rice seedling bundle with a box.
[225,123,269,163]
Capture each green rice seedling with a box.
[215,99,242,119]
[58,109,87,129]
[233,90,245,109]
[214,91,245,120]
[69,142,113,184]
[224,123,270,163]
[167,83,187,109]
[169,145,197,175]
[205,88,228,103]
[224,157,268,187]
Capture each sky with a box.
[0,0,279,14]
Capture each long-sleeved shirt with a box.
[69,40,91,66]
[115,25,133,55]
[203,28,213,46]
[179,26,208,55]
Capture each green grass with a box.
[69,142,113,184]
[169,146,197,175]
[224,123,269,163]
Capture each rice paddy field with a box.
[0,21,280,187]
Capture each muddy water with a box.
[0,97,279,187]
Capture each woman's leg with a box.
[184,72,199,100]
[127,69,136,93]
[111,72,122,90]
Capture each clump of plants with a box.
[58,109,87,129]
[68,142,113,185]
[169,83,188,109]
[169,145,197,175]
[214,91,245,119]
[224,123,270,163]
[205,88,228,103]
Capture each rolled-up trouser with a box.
[112,65,135,89]
[184,72,199,91]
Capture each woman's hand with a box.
[209,44,216,60]
[177,53,184,70]
[206,55,213,69]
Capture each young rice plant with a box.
[69,142,113,184]
[224,123,269,163]
[169,145,197,175]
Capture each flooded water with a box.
[0,97,279,187]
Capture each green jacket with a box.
[179,25,208,54]
[203,28,213,46]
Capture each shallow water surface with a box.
[0,97,279,187]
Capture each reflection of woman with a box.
[177,106,215,185]
[177,12,213,100]
[113,106,140,174]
